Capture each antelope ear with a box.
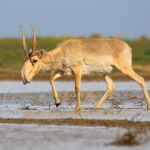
[38,49,47,58]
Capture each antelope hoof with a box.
[94,104,100,109]
[75,106,81,111]
[55,102,61,108]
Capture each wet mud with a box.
[0,91,149,126]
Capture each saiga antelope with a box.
[20,26,150,111]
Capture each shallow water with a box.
[0,80,150,93]
[0,80,149,110]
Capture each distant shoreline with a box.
[0,63,150,81]
[0,72,150,81]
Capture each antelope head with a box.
[20,26,46,84]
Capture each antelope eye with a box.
[33,59,37,63]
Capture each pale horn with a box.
[32,26,36,51]
[20,25,29,59]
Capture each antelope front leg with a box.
[95,75,115,109]
[50,72,62,107]
[72,66,82,111]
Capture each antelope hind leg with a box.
[118,66,150,109]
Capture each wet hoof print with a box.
[55,102,61,108]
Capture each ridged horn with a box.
[32,26,36,51]
[20,25,29,59]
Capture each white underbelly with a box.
[63,64,113,76]
[82,64,113,75]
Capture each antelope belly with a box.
[82,64,113,75]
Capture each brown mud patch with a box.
[0,118,150,129]
[110,128,150,146]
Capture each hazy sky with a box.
[0,0,150,38]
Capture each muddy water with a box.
[0,124,150,150]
